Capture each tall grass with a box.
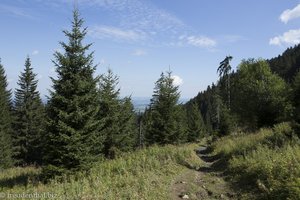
[0,143,203,200]
[230,145,300,199]
[211,122,300,199]
[212,128,272,157]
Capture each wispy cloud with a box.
[32,50,39,55]
[178,35,217,48]
[45,0,188,44]
[88,25,146,41]
[40,0,224,49]
[280,4,300,23]
[0,4,32,18]
[186,36,217,47]
[74,0,184,32]
[270,29,300,46]
[171,75,183,86]
[132,49,147,56]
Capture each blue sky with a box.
[1,0,300,99]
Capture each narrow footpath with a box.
[171,146,239,200]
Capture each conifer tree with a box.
[218,104,235,136]
[175,105,188,142]
[145,71,182,145]
[143,106,153,145]
[186,102,205,142]
[13,57,44,165]
[98,69,136,158]
[118,97,138,150]
[0,60,14,169]
[43,9,102,177]
[217,56,233,109]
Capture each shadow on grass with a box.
[0,171,41,189]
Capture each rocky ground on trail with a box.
[171,146,239,200]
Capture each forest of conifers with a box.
[0,9,300,191]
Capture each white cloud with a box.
[75,0,185,32]
[32,50,39,55]
[43,0,187,45]
[132,49,147,56]
[187,36,216,47]
[270,29,300,46]
[171,75,183,86]
[280,4,300,23]
[179,35,217,48]
[38,0,217,49]
[88,26,146,41]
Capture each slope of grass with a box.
[211,128,273,157]
[230,144,300,199]
[211,122,300,199]
[0,143,203,200]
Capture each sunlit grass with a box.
[211,122,300,199]
[0,143,203,200]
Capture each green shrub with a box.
[263,122,298,148]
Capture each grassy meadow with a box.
[0,143,203,200]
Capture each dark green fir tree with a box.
[98,69,136,158]
[145,71,182,145]
[186,102,205,142]
[13,57,44,165]
[0,60,14,169]
[43,9,102,177]
[118,97,138,151]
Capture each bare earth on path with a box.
[170,145,239,200]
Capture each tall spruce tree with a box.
[0,60,14,169]
[175,105,188,142]
[13,57,44,165]
[186,102,205,142]
[44,9,101,177]
[145,71,182,145]
[117,97,137,151]
[98,69,136,158]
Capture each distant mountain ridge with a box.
[131,97,189,113]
